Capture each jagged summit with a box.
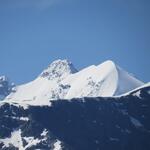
[40,59,77,80]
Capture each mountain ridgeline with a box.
[4,59,143,106]
[0,59,149,150]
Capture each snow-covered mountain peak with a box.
[97,60,116,72]
[98,60,115,66]
[4,59,144,106]
[40,59,77,81]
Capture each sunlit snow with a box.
[53,140,62,150]
[4,59,144,106]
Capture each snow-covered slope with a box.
[4,59,144,106]
[63,60,143,98]
[120,82,150,97]
[5,59,77,106]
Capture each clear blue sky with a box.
[0,0,150,84]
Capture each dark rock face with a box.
[0,86,150,150]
